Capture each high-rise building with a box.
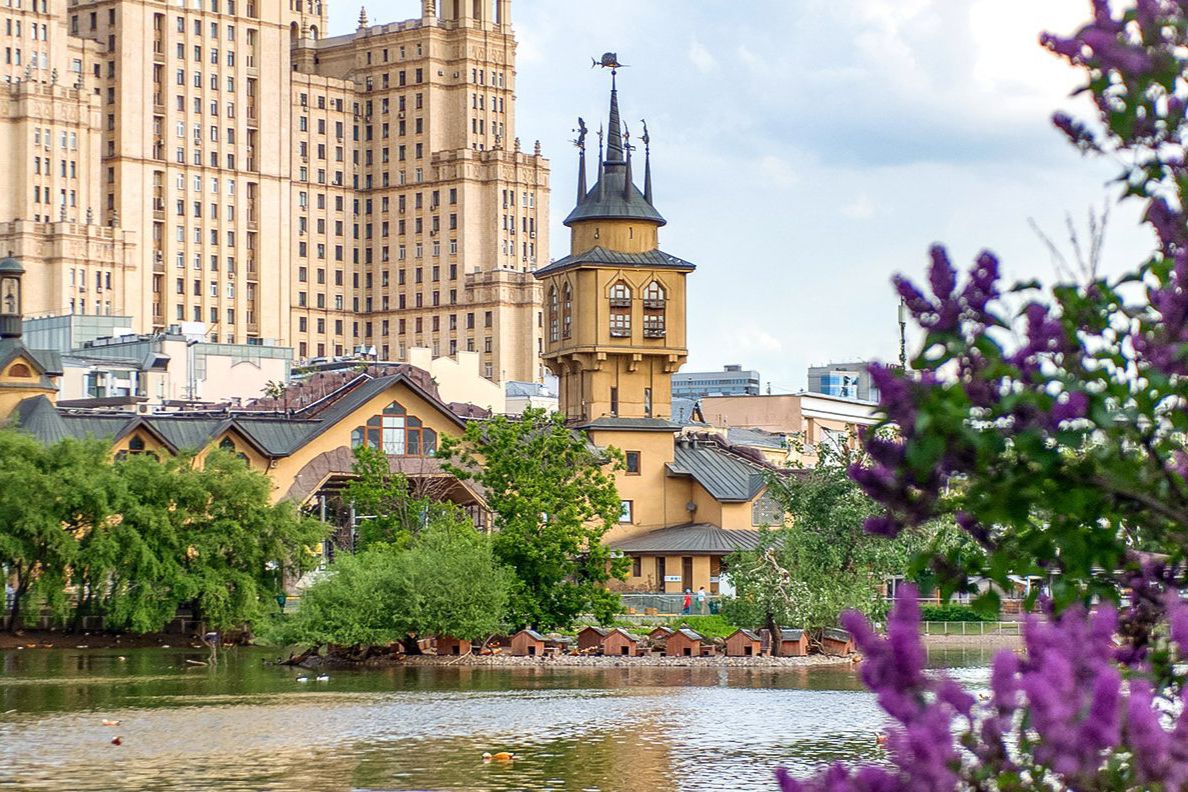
[0,0,548,383]
[671,364,760,399]
[807,361,879,402]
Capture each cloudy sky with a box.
[330,1,1154,392]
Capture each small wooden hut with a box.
[724,628,762,657]
[778,628,808,657]
[435,636,471,656]
[602,627,640,657]
[576,626,609,653]
[822,628,854,656]
[665,627,706,657]
[510,629,547,657]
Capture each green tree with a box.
[438,407,627,631]
[174,450,327,632]
[270,515,509,654]
[0,434,110,631]
[722,439,943,650]
[340,446,443,549]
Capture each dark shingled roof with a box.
[780,629,805,642]
[563,171,666,226]
[534,246,695,278]
[608,523,763,555]
[730,628,760,642]
[12,396,69,444]
[667,440,769,502]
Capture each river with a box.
[0,645,996,791]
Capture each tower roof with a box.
[564,73,666,227]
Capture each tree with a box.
[0,429,328,635]
[438,407,627,631]
[0,434,112,631]
[784,1,1188,788]
[269,515,510,655]
[722,440,929,651]
[339,446,451,549]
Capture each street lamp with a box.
[897,298,908,370]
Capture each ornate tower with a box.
[536,69,695,424]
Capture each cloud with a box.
[842,193,875,219]
[688,36,718,73]
[730,325,784,354]
[757,155,798,189]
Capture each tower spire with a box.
[574,117,588,204]
[642,119,653,205]
[605,70,624,164]
[623,124,633,200]
[596,125,605,201]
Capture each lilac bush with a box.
[782,0,1188,788]
[778,589,1188,791]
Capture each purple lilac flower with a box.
[1049,391,1089,428]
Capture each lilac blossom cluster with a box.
[777,589,1188,791]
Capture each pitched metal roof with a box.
[563,171,666,226]
[780,629,805,641]
[12,396,70,445]
[667,441,769,502]
[727,427,788,451]
[519,629,546,642]
[145,417,227,452]
[730,629,760,642]
[577,416,684,433]
[535,246,695,278]
[675,628,704,642]
[607,523,763,555]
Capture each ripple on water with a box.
[0,649,977,792]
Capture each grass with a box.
[665,614,737,639]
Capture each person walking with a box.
[682,589,692,615]
[697,586,708,615]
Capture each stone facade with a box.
[0,0,547,383]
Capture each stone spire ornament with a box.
[358,6,368,29]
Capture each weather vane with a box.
[591,52,627,73]
[572,117,588,151]
[640,120,650,150]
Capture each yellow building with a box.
[1,0,547,383]
[536,71,784,595]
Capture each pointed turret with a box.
[642,120,653,205]
[605,72,624,164]
[577,145,587,204]
[563,71,665,228]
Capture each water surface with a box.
[0,645,996,791]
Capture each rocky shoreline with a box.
[295,651,855,670]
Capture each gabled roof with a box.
[11,395,69,444]
[607,523,763,555]
[675,627,704,642]
[0,338,56,389]
[667,440,770,502]
[780,629,805,641]
[649,626,674,637]
[534,246,695,278]
[579,626,609,637]
[727,427,789,451]
[729,628,760,642]
[518,629,546,642]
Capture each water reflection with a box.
[0,644,999,791]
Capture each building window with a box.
[609,282,631,337]
[619,500,633,524]
[548,285,559,342]
[625,451,641,475]
[562,282,573,339]
[631,556,642,577]
[752,490,784,527]
[643,281,666,338]
[350,400,437,456]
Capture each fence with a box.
[920,621,1022,636]
[619,593,721,616]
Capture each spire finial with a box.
[358,6,368,28]
[623,123,634,200]
[605,70,624,164]
[596,125,605,201]
[573,117,588,204]
[641,119,653,205]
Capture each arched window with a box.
[6,363,31,378]
[128,435,146,452]
[219,437,236,451]
[609,282,631,337]
[350,400,438,456]
[562,283,573,339]
[548,286,559,342]
[643,281,666,338]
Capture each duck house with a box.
[665,627,707,658]
[821,628,854,656]
[778,628,808,657]
[510,629,547,657]
[724,629,762,657]
[435,636,471,656]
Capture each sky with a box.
[330,1,1155,393]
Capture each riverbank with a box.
[291,651,854,669]
[0,630,200,651]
